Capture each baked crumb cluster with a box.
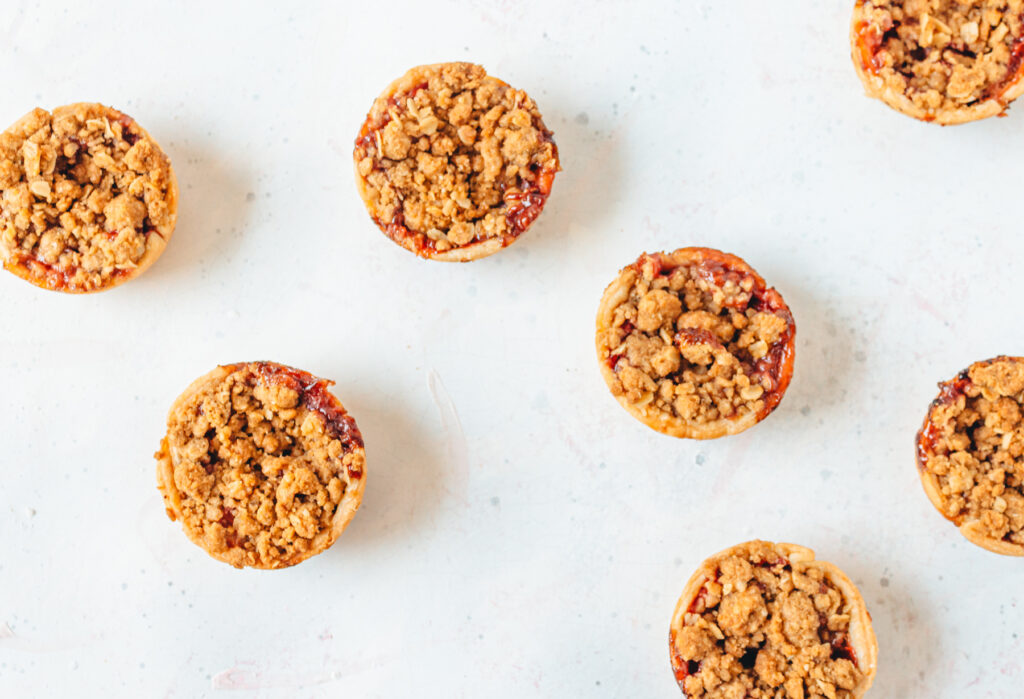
[0,104,174,291]
[672,543,863,698]
[160,363,364,568]
[919,357,1024,545]
[856,0,1024,111]
[354,62,558,256]
[600,252,794,428]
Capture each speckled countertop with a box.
[2,1,1023,697]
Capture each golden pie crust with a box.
[156,362,366,569]
[917,356,1024,556]
[595,248,796,439]
[851,0,1024,124]
[353,62,560,262]
[0,103,178,292]
[670,541,878,699]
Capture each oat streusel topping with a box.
[671,542,867,699]
[0,103,176,292]
[353,62,559,259]
[854,0,1024,116]
[918,356,1024,549]
[596,248,795,438]
[157,362,365,569]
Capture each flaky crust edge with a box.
[668,540,879,698]
[352,62,544,263]
[155,363,366,570]
[849,3,1024,125]
[0,103,178,293]
[916,356,1024,556]
[594,247,795,440]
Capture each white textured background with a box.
[2,1,1023,697]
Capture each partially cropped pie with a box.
[0,103,177,292]
[353,62,560,261]
[670,541,878,698]
[851,0,1024,124]
[156,362,366,569]
[917,356,1024,555]
[595,247,796,439]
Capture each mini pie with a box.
[595,248,796,439]
[916,356,1024,556]
[0,103,177,292]
[669,541,878,699]
[353,62,560,261]
[851,0,1024,124]
[156,362,366,569]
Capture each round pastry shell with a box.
[669,540,878,697]
[849,3,1024,125]
[353,63,556,262]
[594,247,796,439]
[155,363,366,569]
[0,102,178,293]
[916,355,1024,556]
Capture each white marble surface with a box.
[2,1,1023,696]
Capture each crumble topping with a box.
[158,362,365,569]
[854,0,1024,116]
[0,103,175,292]
[671,542,865,699]
[917,356,1024,547]
[353,62,559,258]
[596,248,795,435]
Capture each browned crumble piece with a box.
[852,0,1024,123]
[917,356,1024,555]
[0,103,177,292]
[595,248,796,439]
[670,541,878,698]
[353,62,560,261]
[156,362,366,569]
